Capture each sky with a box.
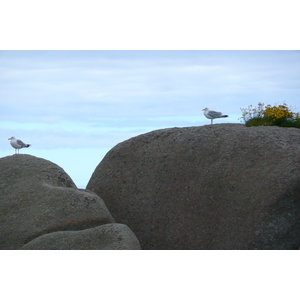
[1,50,300,187]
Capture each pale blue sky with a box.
[1,51,300,187]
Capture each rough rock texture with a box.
[0,154,140,250]
[21,223,141,250]
[87,124,300,250]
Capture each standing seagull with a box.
[8,137,31,154]
[202,108,229,124]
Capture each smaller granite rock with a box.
[21,223,141,250]
[0,154,141,250]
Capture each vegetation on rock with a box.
[239,102,300,128]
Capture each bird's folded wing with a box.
[17,140,26,147]
[208,110,222,118]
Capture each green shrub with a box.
[239,102,300,128]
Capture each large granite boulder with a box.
[87,124,300,250]
[0,154,140,250]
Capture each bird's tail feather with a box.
[25,144,31,148]
[221,115,229,118]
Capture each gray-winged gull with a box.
[202,107,229,124]
[8,137,31,154]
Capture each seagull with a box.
[8,137,31,154]
[202,107,229,124]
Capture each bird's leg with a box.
[211,119,213,125]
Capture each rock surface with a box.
[0,154,140,250]
[21,223,141,250]
[87,124,300,250]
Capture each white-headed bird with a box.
[202,108,228,124]
[8,137,31,154]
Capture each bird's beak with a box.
[8,138,11,140]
